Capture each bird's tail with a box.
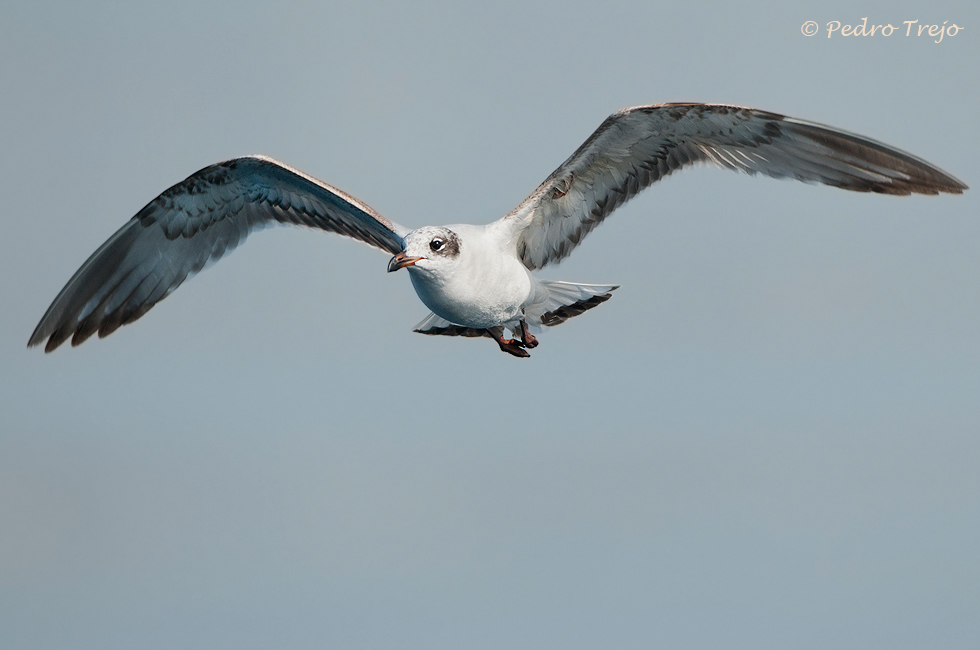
[524,281,619,329]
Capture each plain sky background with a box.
[1,1,978,648]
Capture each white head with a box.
[387,226,462,276]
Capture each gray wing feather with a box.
[29,155,409,352]
[505,103,967,270]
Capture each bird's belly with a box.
[409,263,531,329]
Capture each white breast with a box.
[409,223,533,328]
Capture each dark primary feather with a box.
[29,156,408,352]
[507,103,967,270]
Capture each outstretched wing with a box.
[503,103,967,270]
[29,155,410,352]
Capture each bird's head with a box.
[387,226,462,275]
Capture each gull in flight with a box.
[29,103,966,357]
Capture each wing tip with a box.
[27,321,60,353]
[26,329,68,354]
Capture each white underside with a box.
[413,280,618,336]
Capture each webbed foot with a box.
[489,328,531,357]
[497,338,530,358]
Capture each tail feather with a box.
[529,281,619,327]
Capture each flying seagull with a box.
[29,103,966,357]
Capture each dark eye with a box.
[430,238,444,252]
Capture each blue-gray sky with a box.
[2,1,978,648]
